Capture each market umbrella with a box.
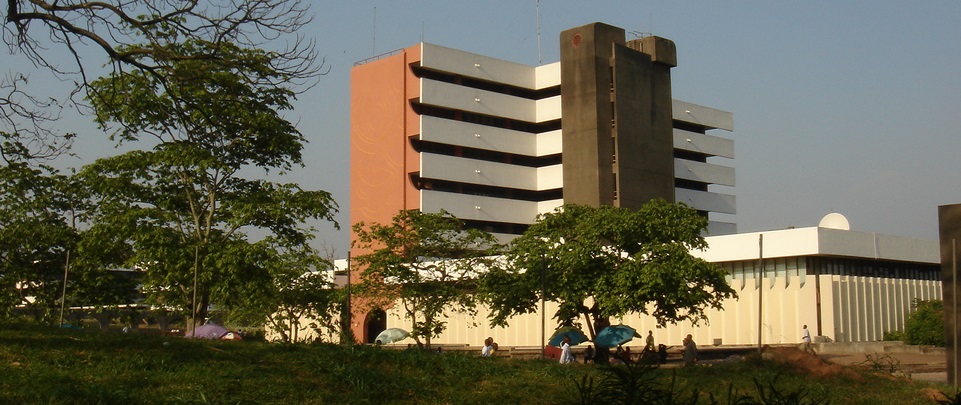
[548,326,589,347]
[594,324,641,348]
[374,328,409,344]
[189,323,228,339]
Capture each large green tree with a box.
[77,39,337,330]
[0,161,146,324]
[479,200,736,344]
[0,162,75,320]
[352,210,501,348]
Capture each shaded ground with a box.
[817,348,947,383]
[818,350,945,373]
[764,346,863,380]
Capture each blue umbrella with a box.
[594,324,640,348]
[549,326,589,347]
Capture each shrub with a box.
[882,330,905,342]
[904,299,944,346]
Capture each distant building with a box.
[374,214,940,347]
[348,22,735,343]
[286,214,940,346]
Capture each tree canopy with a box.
[479,200,736,339]
[0,1,338,332]
[76,37,337,330]
[0,162,75,319]
[2,0,322,160]
[352,210,501,348]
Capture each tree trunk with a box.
[592,315,613,364]
[424,313,433,350]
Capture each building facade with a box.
[348,23,737,342]
[374,216,940,348]
[350,22,736,245]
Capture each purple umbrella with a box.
[188,323,228,339]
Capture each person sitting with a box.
[657,344,669,364]
[583,345,595,364]
[481,337,493,357]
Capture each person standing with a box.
[645,330,655,352]
[682,334,698,366]
[560,336,575,364]
[801,325,813,353]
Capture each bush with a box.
[904,299,944,346]
[882,330,905,342]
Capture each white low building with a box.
[278,214,941,347]
[383,214,940,348]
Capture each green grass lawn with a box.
[0,322,953,404]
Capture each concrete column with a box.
[940,203,961,386]
[559,23,676,209]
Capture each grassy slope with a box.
[0,323,952,404]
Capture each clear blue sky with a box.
[21,1,961,255]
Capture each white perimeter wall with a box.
[265,271,941,346]
[373,273,941,348]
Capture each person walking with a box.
[801,325,813,353]
[560,336,575,364]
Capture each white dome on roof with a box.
[818,213,850,230]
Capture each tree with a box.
[76,38,337,331]
[352,210,501,348]
[0,162,75,320]
[2,0,321,155]
[0,160,151,325]
[225,239,343,343]
[479,200,736,350]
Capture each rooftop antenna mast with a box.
[650,4,654,36]
[536,0,542,64]
[372,6,377,57]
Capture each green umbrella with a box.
[549,326,589,346]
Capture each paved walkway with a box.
[818,351,947,383]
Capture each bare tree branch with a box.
[2,0,324,157]
[0,73,73,162]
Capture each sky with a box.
[10,1,961,256]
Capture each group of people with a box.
[561,330,680,365]
[487,324,814,364]
[481,336,498,357]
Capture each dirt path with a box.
[760,346,948,384]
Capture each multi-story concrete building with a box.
[348,22,736,342]
[350,22,735,249]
